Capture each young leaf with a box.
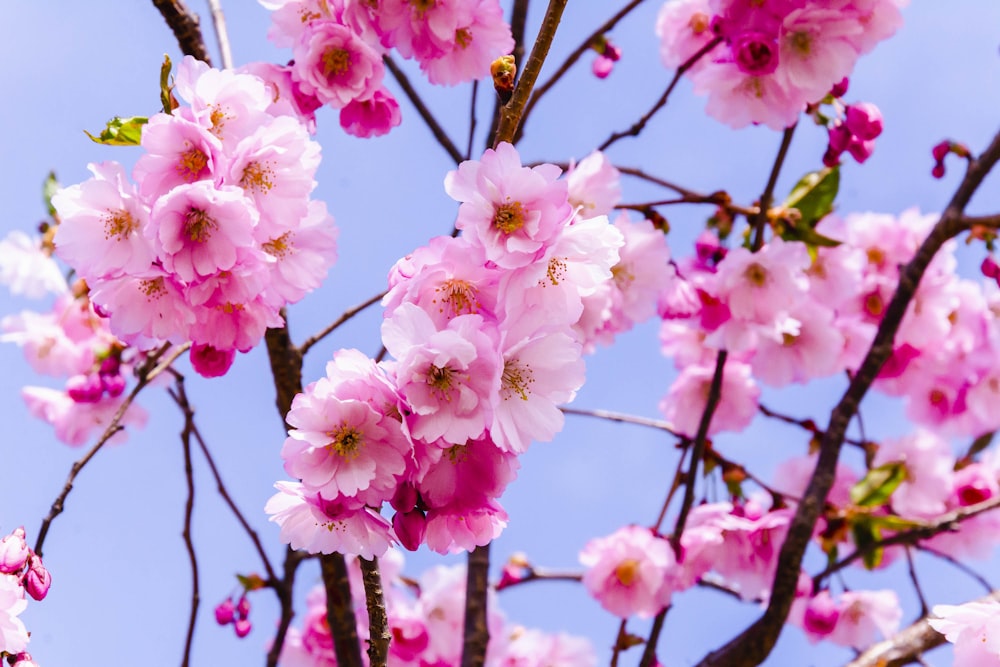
[850,516,884,570]
[850,461,907,507]
[42,171,60,218]
[160,54,178,113]
[784,166,840,227]
[84,116,148,146]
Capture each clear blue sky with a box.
[2,2,1000,666]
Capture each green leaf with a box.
[866,514,925,532]
[84,116,148,146]
[42,171,60,218]
[850,461,907,507]
[850,516,884,570]
[784,166,840,227]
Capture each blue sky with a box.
[2,2,1000,666]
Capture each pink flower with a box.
[0,574,28,655]
[655,0,715,70]
[659,359,760,437]
[579,525,678,618]
[0,231,67,298]
[189,343,237,378]
[0,529,28,576]
[930,600,1000,666]
[829,590,901,649]
[22,385,147,447]
[339,87,402,137]
[292,21,385,108]
[23,558,50,602]
[446,142,571,269]
[872,430,954,518]
[259,200,339,308]
[566,151,622,219]
[133,113,224,199]
[418,0,514,86]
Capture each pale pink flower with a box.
[829,590,901,649]
[0,575,28,655]
[0,231,67,298]
[265,481,393,559]
[87,270,194,348]
[692,61,801,130]
[52,162,155,281]
[872,430,954,518]
[22,385,147,447]
[261,0,336,49]
[777,7,862,103]
[1,294,108,377]
[417,435,519,512]
[714,237,810,325]
[424,503,508,554]
[0,529,28,576]
[378,0,465,61]
[173,56,273,148]
[566,151,621,219]
[237,61,323,132]
[382,304,501,444]
[750,302,846,386]
[708,502,793,601]
[133,112,224,199]
[187,293,283,352]
[494,628,597,667]
[930,600,1000,666]
[292,21,385,108]
[446,142,571,269]
[260,200,339,307]
[339,87,402,137]
[579,525,678,618]
[419,0,514,86]
[148,181,259,283]
[655,0,715,70]
[659,359,760,437]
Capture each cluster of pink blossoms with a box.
[261,0,514,137]
[280,550,595,667]
[267,144,675,557]
[0,236,147,446]
[51,56,338,378]
[655,0,906,129]
[0,527,50,665]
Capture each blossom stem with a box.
[494,0,569,146]
[461,543,492,667]
[750,124,797,252]
[34,342,188,557]
[171,375,201,667]
[517,0,649,142]
[384,55,464,165]
[150,0,213,65]
[597,36,722,153]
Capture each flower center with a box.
[240,160,275,194]
[209,105,230,136]
[263,232,293,259]
[177,146,209,181]
[103,210,137,241]
[744,262,768,287]
[322,48,351,78]
[455,27,473,49]
[434,278,479,318]
[140,277,166,300]
[501,359,533,401]
[427,364,455,395]
[183,207,217,243]
[325,423,365,459]
[615,559,640,586]
[493,200,526,235]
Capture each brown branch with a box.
[609,619,630,667]
[206,0,233,69]
[758,403,870,450]
[960,212,1000,229]
[461,543,492,667]
[360,557,391,667]
[597,37,722,153]
[750,124,797,251]
[320,554,364,667]
[34,342,188,557]
[639,609,669,667]
[266,547,305,667]
[515,0,650,143]
[917,545,994,593]
[494,0,569,147]
[486,0,529,147]
[150,0,212,64]
[384,55,464,165]
[467,80,479,160]
[695,125,1000,667]
[298,290,388,357]
[170,376,200,667]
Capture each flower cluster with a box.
[655,0,906,129]
[261,0,514,136]
[0,527,50,663]
[0,236,147,446]
[268,144,674,557]
[52,57,338,377]
[279,550,595,667]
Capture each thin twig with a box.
[34,342,188,557]
[494,0,569,146]
[170,377,200,667]
[467,80,479,160]
[150,0,212,64]
[496,567,582,591]
[750,124,797,251]
[758,403,869,450]
[517,0,650,142]
[609,619,630,667]
[298,290,388,356]
[597,37,722,152]
[461,543,492,667]
[904,547,928,618]
[320,553,364,667]
[652,444,691,533]
[360,557,390,667]
[266,547,305,667]
[561,406,682,437]
[384,55,464,165]
[639,609,669,667]
[917,544,994,594]
[206,0,233,69]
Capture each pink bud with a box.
[24,557,51,601]
[496,563,527,591]
[66,374,103,403]
[846,136,875,164]
[0,528,29,575]
[982,256,1000,279]
[845,102,883,141]
[932,140,951,162]
[932,163,946,179]
[803,593,840,638]
[234,618,252,638]
[215,598,235,625]
[827,122,852,155]
[592,55,614,79]
[101,373,126,398]
[390,483,419,513]
[99,356,120,376]
[12,652,39,667]
[830,77,849,98]
[605,43,622,62]
[236,595,251,620]
[392,510,426,552]
[190,343,236,379]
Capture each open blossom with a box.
[418,0,514,86]
[0,231,67,298]
[133,113,224,199]
[446,142,571,269]
[659,358,760,437]
[930,601,1000,666]
[0,574,28,655]
[339,87,402,138]
[579,525,678,618]
[292,21,385,108]
[566,151,622,220]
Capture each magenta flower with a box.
[292,21,384,108]
[339,87,402,138]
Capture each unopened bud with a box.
[491,55,516,103]
[215,598,235,625]
[392,509,426,552]
[24,557,51,601]
[0,528,29,575]
[830,77,849,98]
[234,618,252,638]
[236,595,251,620]
[845,102,883,141]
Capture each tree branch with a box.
[695,125,1000,667]
[360,557,391,667]
[461,543,492,667]
[320,553,365,667]
[750,124,797,251]
[150,0,212,64]
[206,0,233,69]
[169,376,200,667]
[384,55,464,165]
[298,290,388,357]
[486,0,529,147]
[597,37,722,153]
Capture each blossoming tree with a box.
[2,2,1000,666]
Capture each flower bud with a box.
[932,140,951,162]
[101,373,126,398]
[981,256,1000,279]
[732,31,779,76]
[24,557,51,601]
[234,618,252,638]
[830,77,849,98]
[0,528,29,575]
[592,55,615,79]
[236,595,251,620]
[845,102,883,141]
[215,598,235,625]
[66,374,103,403]
[12,652,39,667]
[190,343,236,379]
[392,510,426,552]
[390,483,419,513]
